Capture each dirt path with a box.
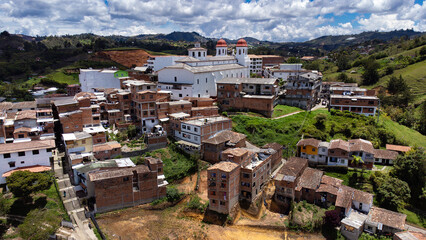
[272,111,303,120]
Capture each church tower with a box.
[216,39,228,56]
[235,38,249,67]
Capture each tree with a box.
[387,75,408,95]
[166,186,182,202]
[314,113,327,131]
[337,72,356,83]
[376,176,410,211]
[336,55,350,71]
[351,155,364,169]
[323,210,341,227]
[391,149,426,209]
[6,171,52,200]
[18,209,60,240]
[361,59,380,85]
[127,125,137,139]
[287,57,300,63]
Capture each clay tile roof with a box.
[386,144,412,152]
[368,207,406,230]
[329,139,350,151]
[137,90,157,94]
[208,161,239,172]
[297,138,321,148]
[348,139,375,153]
[0,139,55,154]
[2,165,51,177]
[222,148,248,157]
[216,39,227,47]
[321,175,343,187]
[202,130,246,145]
[262,142,282,151]
[0,102,12,111]
[11,101,36,110]
[93,141,121,152]
[15,110,37,120]
[373,149,398,160]
[297,167,323,190]
[352,188,373,204]
[74,92,96,99]
[336,186,353,209]
[394,231,426,240]
[236,38,248,47]
[276,157,308,181]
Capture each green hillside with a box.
[369,60,426,102]
[231,109,425,156]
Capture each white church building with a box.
[158,39,250,100]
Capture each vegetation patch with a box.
[272,105,303,118]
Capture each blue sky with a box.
[0,0,424,42]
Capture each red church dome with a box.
[236,38,248,47]
[216,38,227,47]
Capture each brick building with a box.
[284,72,322,110]
[207,161,240,214]
[92,141,122,160]
[329,95,379,116]
[67,84,81,96]
[87,158,167,213]
[216,77,279,117]
[174,116,232,150]
[202,130,246,163]
[274,157,308,206]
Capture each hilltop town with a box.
[0,34,425,240]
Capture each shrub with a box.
[166,186,182,202]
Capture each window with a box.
[286,188,292,193]
[253,173,256,178]
[243,173,250,178]
[18,152,25,157]
[82,140,86,144]
[221,183,226,188]
[211,191,216,196]
[212,200,216,204]
[123,177,129,182]
[21,161,24,164]
[220,201,225,206]
[47,148,52,152]
[18,134,24,138]
[174,77,177,82]
[211,173,216,177]
[179,94,182,97]
[221,174,226,179]
[305,189,310,193]
[4,153,11,158]
[206,78,208,83]
[8,162,15,168]
[32,150,39,155]
[253,182,256,187]
[187,126,191,130]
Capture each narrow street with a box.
[52,149,97,240]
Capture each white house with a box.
[0,139,55,184]
[79,69,121,92]
[270,63,304,80]
[158,39,250,100]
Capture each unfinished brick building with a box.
[216,78,279,117]
[88,158,167,213]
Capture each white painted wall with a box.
[79,70,120,93]
[0,148,52,184]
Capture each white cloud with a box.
[0,0,424,41]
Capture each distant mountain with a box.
[303,30,424,50]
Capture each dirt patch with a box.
[95,50,151,68]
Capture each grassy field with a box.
[369,60,426,101]
[272,105,303,118]
[401,208,426,228]
[380,116,426,148]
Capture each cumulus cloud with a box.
[0,0,424,41]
